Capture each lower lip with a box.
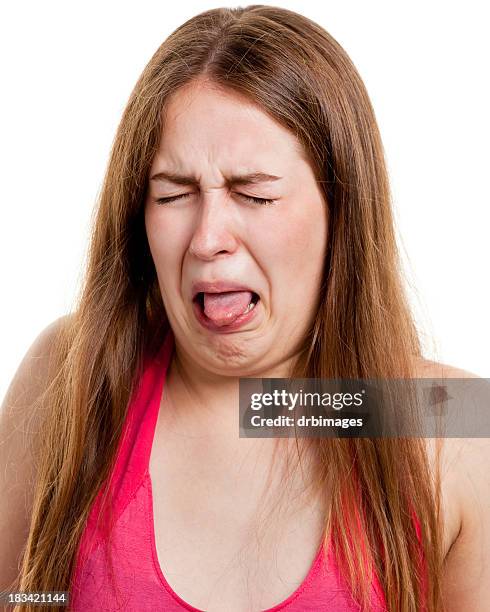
[192,297,260,332]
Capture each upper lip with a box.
[191,280,258,300]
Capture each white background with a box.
[1,0,488,401]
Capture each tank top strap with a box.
[110,326,175,510]
[82,327,175,544]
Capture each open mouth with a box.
[191,289,261,331]
[193,290,260,316]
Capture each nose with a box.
[188,190,239,260]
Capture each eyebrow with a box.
[149,171,283,187]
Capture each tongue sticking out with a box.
[202,291,254,326]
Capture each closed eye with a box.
[155,193,276,206]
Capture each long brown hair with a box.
[13,5,444,611]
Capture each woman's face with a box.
[144,80,328,376]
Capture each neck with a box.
[157,337,322,510]
[163,338,301,438]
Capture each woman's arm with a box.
[416,359,490,607]
[0,317,67,592]
[441,437,490,609]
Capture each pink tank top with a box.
[69,327,422,611]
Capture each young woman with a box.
[1,5,489,611]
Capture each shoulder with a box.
[1,313,73,473]
[414,356,487,495]
[28,313,72,362]
[413,356,481,379]
[414,358,490,608]
[1,314,72,420]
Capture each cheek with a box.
[275,209,327,321]
[267,209,327,272]
[256,214,326,320]
[145,207,187,263]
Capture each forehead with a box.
[154,81,308,172]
